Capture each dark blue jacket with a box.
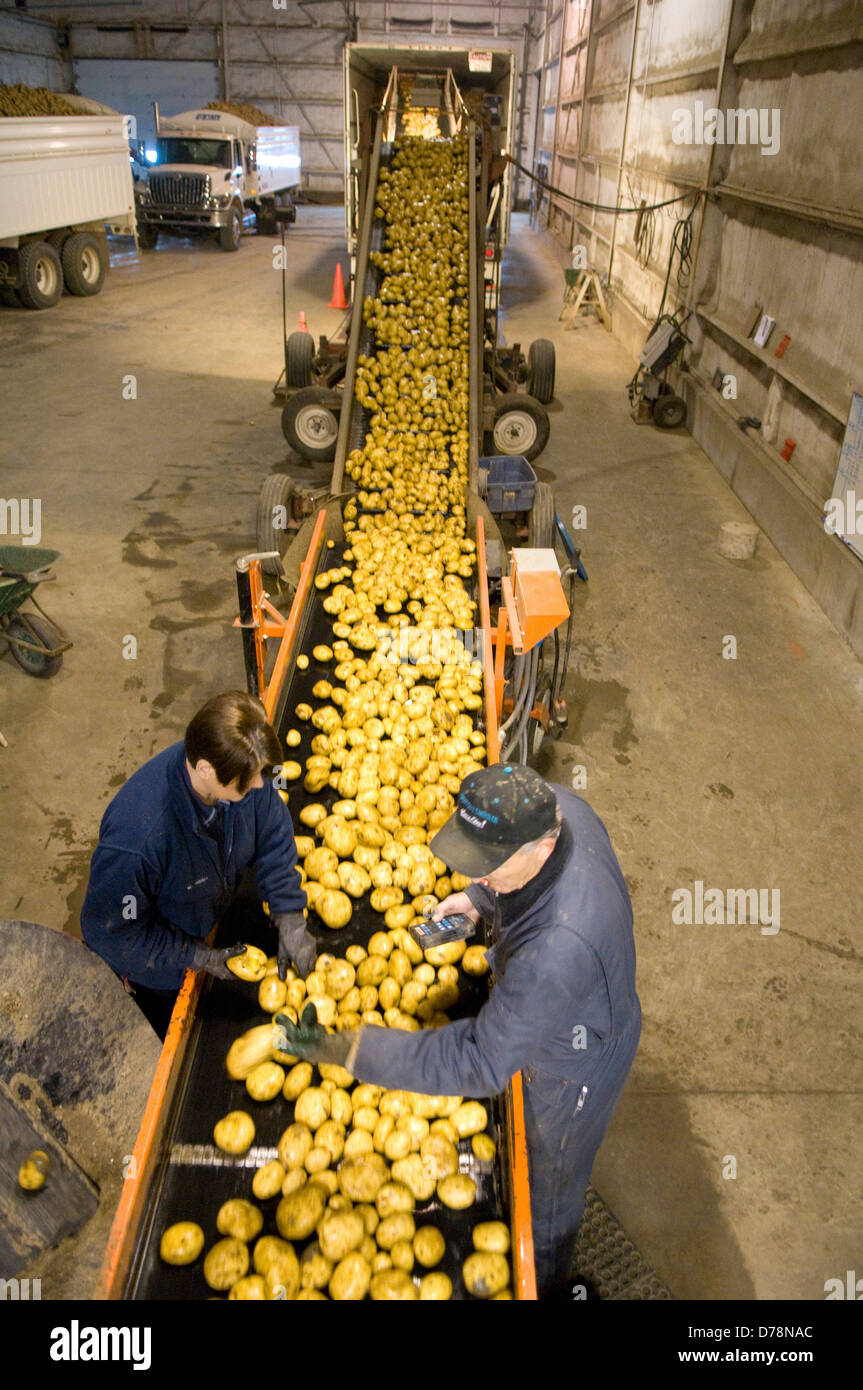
[80,742,306,991]
[353,787,640,1097]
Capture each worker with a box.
[277,763,641,1300]
[81,690,313,1039]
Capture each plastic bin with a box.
[478,455,537,513]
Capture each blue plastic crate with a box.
[478,455,537,513]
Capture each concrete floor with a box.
[1,209,860,1301]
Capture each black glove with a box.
[272,911,316,980]
[191,941,245,981]
[275,1003,355,1067]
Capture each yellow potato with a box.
[159,1222,204,1266]
[316,889,353,930]
[473,1221,511,1254]
[329,1251,372,1301]
[225,1023,280,1080]
[305,1145,331,1174]
[390,1153,436,1202]
[264,1247,301,1300]
[462,944,489,975]
[353,1083,384,1109]
[321,960,355,1002]
[330,1088,354,1126]
[376,1212,415,1250]
[338,1153,389,1203]
[245,1060,285,1102]
[276,1183,327,1240]
[226,943,268,981]
[313,1168,339,1196]
[228,1273,267,1300]
[252,1234,295,1275]
[413,1225,445,1268]
[375,1181,414,1218]
[367,930,393,957]
[370,1269,419,1300]
[300,1243,333,1290]
[423,939,466,966]
[299,802,327,827]
[295,1086,331,1130]
[472,1132,496,1162]
[344,1128,374,1158]
[213,1111,254,1154]
[419,1271,453,1300]
[216,1199,263,1243]
[282,1060,314,1101]
[277,1122,313,1170]
[306,994,338,1026]
[203,1237,248,1291]
[420,1133,458,1179]
[258,976,288,1013]
[390,1239,414,1272]
[437,1173,477,1210]
[318,1209,365,1262]
[452,1100,488,1137]
[315,1119,346,1164]
[356,955,388,987]
[463,1251,511,1298]
[353,1202,379,1237]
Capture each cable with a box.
[505,153,703,216]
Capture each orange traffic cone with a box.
[298,311,308,333]
[329,263,349,310]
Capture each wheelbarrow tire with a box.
[256,473,296,576]
[527,338,555,404]
[286,331,315,388]
[529,481,556,548]
[5,614,63,678]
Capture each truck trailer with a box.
[0,112,136,310]
[135,106,301,252]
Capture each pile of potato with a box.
[0,84,81,117]
[204,99,275,128]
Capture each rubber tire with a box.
[137,224,159,251]
[17,242,63,310]
[256,473,296,576]
[4,614,63,677]
[219,205,242,252]
[61,232,106,296]
[282,386,340,462]
[529,480,556,548]
[488,394,550,463]
[653,393,686,429]
[527,338,556,404]
[286,331,315,388]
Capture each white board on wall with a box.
[73,59,219,148]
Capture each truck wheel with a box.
[282,387,340,462]
[652,393,686,429]
[219,206,242,252]
[286,332,315,388]
[4,614,63,678]
[256,474,296,576]
[17,242,63,310]
[61,232,106,296]
[527,338,555,404]
[488,394,550,462]
[137,224,159,250]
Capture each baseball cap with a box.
[429,764,558,879]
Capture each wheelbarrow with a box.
[0,546,72,678]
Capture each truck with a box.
[0,110,136,310]
[134,106,301,252]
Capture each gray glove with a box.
[272,911,317,980]
[275,1002,356,1067]
[191,941,245,981]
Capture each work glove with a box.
[272,911,317,980]
[275,1002,355,1068]
[191,941,245,981]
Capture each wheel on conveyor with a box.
[488,393,550,462]
[526,338,555,404]
[529,480,556,548]
[255,473,295,575]
[281,386,341,462]
[285,331,315,388]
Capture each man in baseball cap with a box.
[278,762,641,1300]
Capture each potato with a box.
[253,1234,295,1275]
[225,1023,280,1080]
[419,1271,453,1300]
[299,802,327,828]
[313,644,334,662]
[462,944,490,976]
[352,1083,384,1109]
[225,942,268,981]
[217,1198,263,1243]
[391,1153,436,1203]
[316,889,353,930]
[264,1248,301,1299]
[345,943,368,965]
[472,1132,496,1161]
[213,1110,254,1154]
[318,1209,365,1262]
[160,1221,204,1266]
[228,1273,267,1300]
[296,1288,328,1300]
[203,1237,248,1291]
[379,1089,412,1118]
[306,993,337,1026]
[420,1133,459,1179]
[423,939,466,966]
[338,862,372,898]
[278,1122,313,1170]
[370,1269,419,1301]
[473,1221,511,1254]
[390,1239,414,1273]
[463,1251,511,1298]
[376,1212,415,1250]
[282,1060,314,1100]
[413,1225,445,1268]
[354,1202,379,1236]
[371,1252,392,1274]
[367,930,393,957]
[258,976,288,1013]
[437,1173,477,1209]
[305,1145,331,1174]
[452,1101,488,1137]
[276,1183,327,1240]
[329,1251,372,1301]
[313,1168,339,1196]
[356,955,388,987]
[305,846,339,881]
[315,1119,346,1164]
[245,1060,285,1102]
[375,1181,414,1218]
[300,1243,333,1290]
[338,1153,389,1202]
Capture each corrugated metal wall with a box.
[0,11,67,90]
[532,0,863,656]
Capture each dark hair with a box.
[184,691,281,793]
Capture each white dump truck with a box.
[0,109,135,310]
[135,106,301,252]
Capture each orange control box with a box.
[510,548,569,651]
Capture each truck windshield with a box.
[155,138,233,169]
